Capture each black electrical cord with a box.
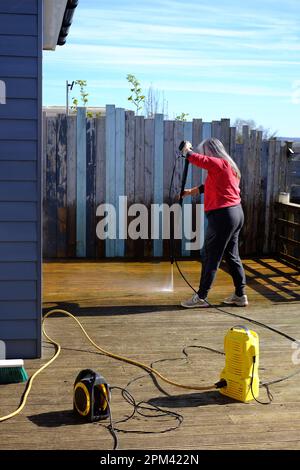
[99,393,119,450]
[250,358,273,405]
[169,152,300,392]
[110,386,183,435]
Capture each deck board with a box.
[0,259,300,450]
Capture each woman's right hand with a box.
[177,189,191,200]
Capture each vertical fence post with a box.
[66,115,77,257]
[201,122,212,247]
[264,139,276,253]
[191,119,203,252]
[153,114,164,257]
[181,121,193,256]
[115,108,126,256]
[76,107,87,257]
[105,105,116,257]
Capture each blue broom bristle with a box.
[0,366,28,384]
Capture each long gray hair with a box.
[197,138,241,179]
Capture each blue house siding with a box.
[0,0,42,358]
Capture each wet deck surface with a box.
[1,258,300,450]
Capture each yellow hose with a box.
[0,308,216,422]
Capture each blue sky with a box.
[43,0,300,136]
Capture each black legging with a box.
[198,204,246,299]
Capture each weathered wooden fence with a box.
[43,105,290,259]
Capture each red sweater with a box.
[187,152,241,212]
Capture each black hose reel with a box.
[73,369,110,422]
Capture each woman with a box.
[180,138,248,308]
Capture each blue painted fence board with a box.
[153,114,164,256]
[181,122,193,256]
[105,104,116,257]
[0,120,37,140]
[201,122,212,244]
[0,141,37,160]
[0,301,37,320]
[0,202,36,221]
[0,99,37,119]
[76,107,87,257]
[0,281,36,300]
[115,108,125,256]
[0,161,36,180]
[0,222,37,241]
[0,182,37,201]
[0,35,37,56]
[0,242,37,261]
[86,118,96,258]
[0,57,38,77]
[56,114,67,258]
[0,262,37,280]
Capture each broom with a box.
[0,359,28,384]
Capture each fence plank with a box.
[45,117,57,258]
[105,104,116,257]
[134,115,145,258]
[76,107,87,257]
[86,118,96,258]
[172,120,184,259]
[95,116,106,258]
[240,126,250,256]
[221,118,230,152]
[115,108,126,257]
[251,130,262,254]
[257,140,268,253]
[229,127,237,163]
[191,119,203,198]
[153,114,164,257]
[201,122,212,249]
[163,120,174,258]
[66,115,76,258]
[56,115,67,258]
[270,141,282,251]
[125,111,135,258]
[191,119,203,253]
[182,121,193,256]
[144,118,154,257]
[244,129,257,254]
[212,120,221,140]
[264,139,276,253]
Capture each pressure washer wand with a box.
[179,157,190,207]
[170,142,191,265]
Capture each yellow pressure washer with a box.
[220,325,259,402]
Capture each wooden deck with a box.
[1,258,300,450]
